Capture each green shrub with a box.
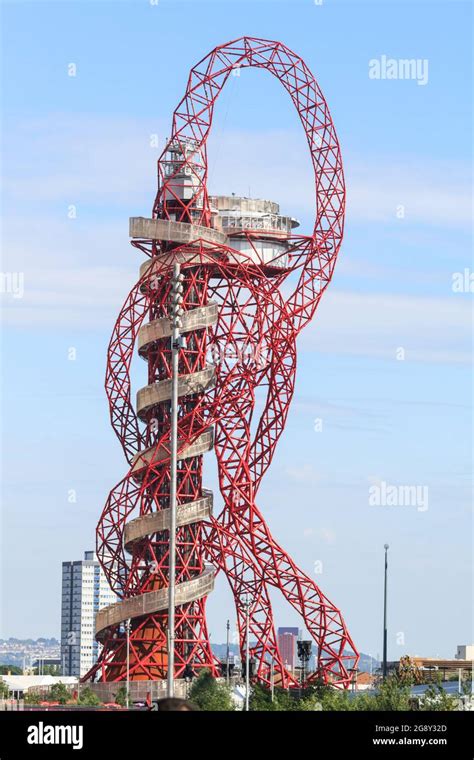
[188,670,234,711]
[78,687,100,706]
[49,682,70,704]
[114,685,128,707]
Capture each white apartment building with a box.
[456,645,474,661]
[60,551,116,678]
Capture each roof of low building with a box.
[0,675,78,690]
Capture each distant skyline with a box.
[1,0,472,662]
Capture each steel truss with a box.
[83,37,358,689]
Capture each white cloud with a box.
[1,215,137,329]
[302,526,336,545]
[1,114,471,361]
[208,129,471,228]
[1,266,134,329]
[2,214,471,368]
[209,130,472,227]
[3,114,164,208]
[345,159,471,227]
[285,463,321,485]
[317,527,337,545]
[292,398,391,434]
[2,114,470,228]
[300,290,472,364]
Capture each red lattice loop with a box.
[84,37,358,690]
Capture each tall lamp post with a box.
[167,264,184,699]
[241,595,251,711]
[383,543,389,680]
[297,640,312,698]
[125,617,131,709]
[245,597,250,711]
[226,619,230,686]
[270,659,275,702]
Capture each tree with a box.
[250,684,319,712]
[188,670,234,711]
[398,656,422,685]
[77,687,100,706]
[49,682,70,704]
[373,675,412,711]
[34,664,61,676]
[0,665,22,675]
[305,678,332,699]
[421,684,457,711]
[249,683,279,711]
[318,687,355,711]
[461,675,472,696]
[272,688,298,711]
[114,685,128,707]
[298,694,325,711]
[349,691,379,711]
[23,692,41,705]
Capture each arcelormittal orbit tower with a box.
[84,37,358,690]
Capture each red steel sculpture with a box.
[84,37,358,688]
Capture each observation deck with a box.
[130,192,298,272]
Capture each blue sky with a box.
[1,0,472,662]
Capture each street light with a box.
[270,659,275,702]
[125,618,131,709]
[183,663,195,698]
[240,595,251,711]
[226,619,230,687]
[167,263,184,699]
[383,543,389,680]
[297,640,312,697]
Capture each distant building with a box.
[455,645,474,661]
[0,674,78,698]
[61,551,116,677]
[277,627,299,672]
[31,657,62,673]
[355,671,376,691]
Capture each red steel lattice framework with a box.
[84,37,359,688]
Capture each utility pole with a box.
[125,618,131,709]
[226,619,230,686]
[168,263,184,699]
[383,543,389,680]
